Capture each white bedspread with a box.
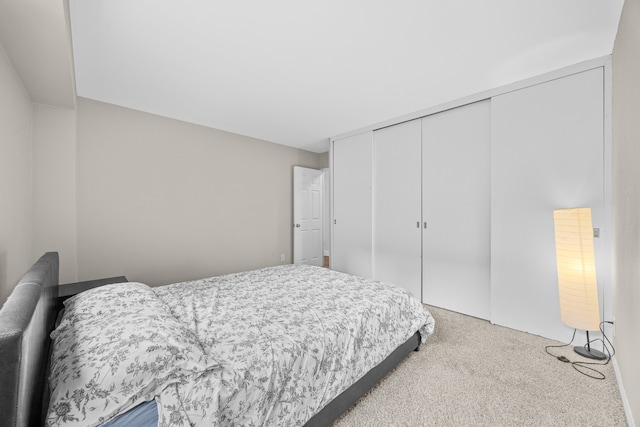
[47,265,434,427]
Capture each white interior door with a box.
[373,119,422,299]
[293,166,323,266]
[422,100,491,319]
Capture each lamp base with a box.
[574,346,607,360]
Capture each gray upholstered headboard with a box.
[0,252,59,427]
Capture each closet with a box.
[373,120,422,299]
[334,101,491,318]
[331,62,609,340]
[491,67,605,341]
[332,132,373,279]
[422,100,491,320]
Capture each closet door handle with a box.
[417,222,420,228]
[424,222,427,229]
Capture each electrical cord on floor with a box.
[544,321,616,380]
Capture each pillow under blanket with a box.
[47,283,216,427]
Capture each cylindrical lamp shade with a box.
[553,208,600,331]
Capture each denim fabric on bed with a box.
[100,400,158,427]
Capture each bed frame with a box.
[0,252,420,427]
[0,252,59,427]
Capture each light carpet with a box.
[333,305,627,426]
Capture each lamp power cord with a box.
[544,320,616,380]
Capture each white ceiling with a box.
[5,1,626,153]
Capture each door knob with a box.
[295,224,301,228]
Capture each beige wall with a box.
[0,42,33,305]
[75,98,323,286]
[32,103,78,284]
[318,151,330,169]
[612,0,640,424]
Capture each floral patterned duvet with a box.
[47,265,435,427]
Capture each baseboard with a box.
[613,356,636,427]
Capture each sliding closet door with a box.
[491,68,604,342]
[422,100,491,319]
[332,132,373,279]
[373,120,422,299]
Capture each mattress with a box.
[47,265,434,426]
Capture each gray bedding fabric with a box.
[47,265,434,427]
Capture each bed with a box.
[0,252,434,427]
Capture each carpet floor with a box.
[333,305,627,427]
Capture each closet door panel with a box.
[422,100,491,319]
[491,68,604,342]
[332,132,373,278]
[373,120,422,299]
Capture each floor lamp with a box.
[553,208,606,360]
